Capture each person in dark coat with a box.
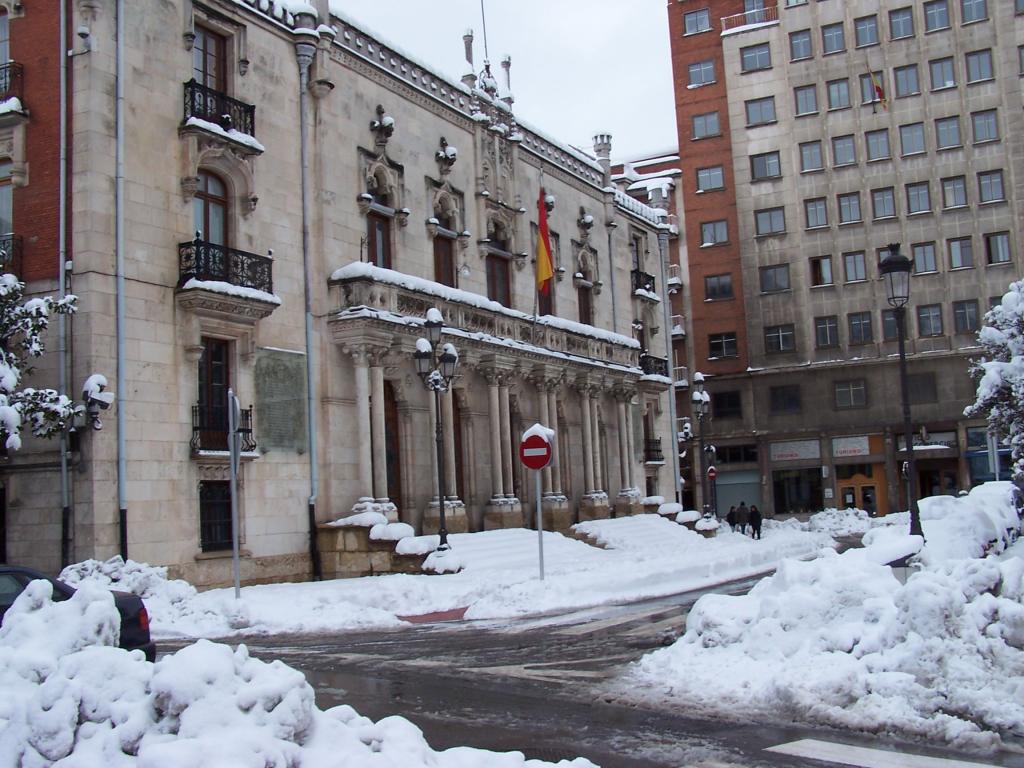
[726,506,737,532]
[749,505,762,540]
[735,501,750,535]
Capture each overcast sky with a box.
[336,0,678,162]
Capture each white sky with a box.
[336,0,678,162]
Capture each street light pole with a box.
[414,309,459,550]
[879,243,923,538]
[691,372,712,515]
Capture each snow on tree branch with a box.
[0,274,77,451]
[965,279,1024,480]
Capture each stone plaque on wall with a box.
[255,349,307,453]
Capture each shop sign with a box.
[832,435,870,458]
[897,431,957,451]
[769,439,821,462]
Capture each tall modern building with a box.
[668,0,1018,516]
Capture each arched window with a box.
[193,170,227,245]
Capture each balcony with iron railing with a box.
[670,313,686,337]
[181,79,260,152]
[640,353,670,378]
[176,237,279,320]
[0,233,22,277]
[644,438,665,464]
[721,4,779,32]
[191,403,256,454]
[0,62,24,104]
[631,268,658,295]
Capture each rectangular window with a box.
[872,187,896,219]
[838,192,862,223]
[193,25,227,92]
[924,0,950,31]
[961,0,987,23]
[684,8,712,34]
[971,109,998,143]
[433,234,456,288]
[954,299,979,333]
[770,385,802,413]
[985,232,1011,264]
[835,380,867,409]
[822,22,845,54]
[855,15,879,47]
[790,30,812,60]
[800,141,824,172]
[712,390,742,419]
[199,481,232,552]
[860,72,884,105]
[882,309,905,340]
[701,220,728,245]
[367,211,392,269]
[890,7,915,38]
[745,96,776,126]
[750,151,781,181]
[827,79,851,109]
[906,181,931,214]
[688,59,716,86]
[708,332,738,359]
[908,373,939,404]
[978,170,1004,203]
[578,283,593,325]
[697,166,724,191]
[760,264,790,293]
[486,254,511,306]
[805,198,828,229]
[894,64,920,97]
[692,111,720,138]
[917,304,944,336]
[949,237,973,269]
[755,207,786,235]
[912,242,938,273]
[810,255,833,286]
[941,176,967,208]
[930,57,956,89]
[848,311,873,344]
[900,123,925,155]
[794,85,818,115]
[966,49,993,82]
[865,129,890,161]
[935,116,961,149]
[832,135,855,166]
[815,315,840,347]
[765,324,796,353]
[705,273,733,300]
[741,42,772,72]
[844,251,867,282]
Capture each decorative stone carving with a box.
[369,104,395,153]
[180,134,259,215]
[435,136,457,177]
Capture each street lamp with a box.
[691,372,714,516]
[878,243,923,538]
[414,308,459,550]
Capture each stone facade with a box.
[1,0,677,587]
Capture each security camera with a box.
[77,25,90,40]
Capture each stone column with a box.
[539,385,553,495]
[488,376,503,501]
[370,364,387,502]
[580,387,595,494]
[591,396,603,492]
[353,354,373,502]
[499,381,514,498]
[443,389,457,500]
[624,396,636,491]
[616,396,629,490]
[547,388,562,496]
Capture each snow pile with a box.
[625,482,1024,748]
[805,507,876,537]
[0,583,595,768]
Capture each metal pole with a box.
[895,308,923,537]
[434,386,449,549]
[228,390,241,599]
[698,416,708,515]
[535,468,544,580]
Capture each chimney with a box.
[500,55,513,105]
[593,133,612,184]
[462,29,477,89]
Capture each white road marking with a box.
[765,739,998,768]
[551,605,673,636]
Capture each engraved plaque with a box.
[255,350,307,452]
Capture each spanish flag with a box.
[536,187,554,295]
[870,71,888,110]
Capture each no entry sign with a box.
[707,466,717,479]
[519,433,552,470]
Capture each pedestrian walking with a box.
[736,501,750,535]
[749,505,762,540]
[726,506,737,532]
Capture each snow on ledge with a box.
[369,522,415,541]
[180,278,281,305]
[326,511,388,528]
[0,96,24,115]
[183,117,266,153]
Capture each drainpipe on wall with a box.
[115,0,128,559]
[58,0,72,567]
[657,227,682,505]
[294,23,321,580]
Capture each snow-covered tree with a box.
[0,274,77,452]
[965,279,1024,480]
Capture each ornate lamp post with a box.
[414,309,459,550]
[691,372,713,516]
[878,243,924,538]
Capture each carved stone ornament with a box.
[180,134,259,215]
[370,104,395,154]
[435,136,457,177]
[577,207,595,245]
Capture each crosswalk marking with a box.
[551,605,673,636]
[766,739,998,768]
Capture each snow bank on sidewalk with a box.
[0,581,596,768]
[625,482,1024,749]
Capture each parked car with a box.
[0,565,156,661]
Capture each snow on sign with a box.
[707,466,717,479]
[519,433,552,470]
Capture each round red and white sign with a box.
[707,466,717,479]
[519,434,552,470]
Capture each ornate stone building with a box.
[2,0,677,586]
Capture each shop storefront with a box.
[831,435,889,515]
[897,431,960,501]
[965,427,1012,485]
[769,439,823,515]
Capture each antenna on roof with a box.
[480,0,491,62]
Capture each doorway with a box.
[383,382,402,513]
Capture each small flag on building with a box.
[870,71,888,110]
[536,187,554,295]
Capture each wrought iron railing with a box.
[199,480,232,551]
[640,353,669,377]
[191,403,256,453]
[631,268,657,294]
[721,4,779,31]
[0,233,22,276]
[0,63,24,104]
[644,438,664,463]
[182,79,256,137]
[178,238,273,294]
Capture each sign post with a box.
[519,427,553,580]
[227,389,242,600]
